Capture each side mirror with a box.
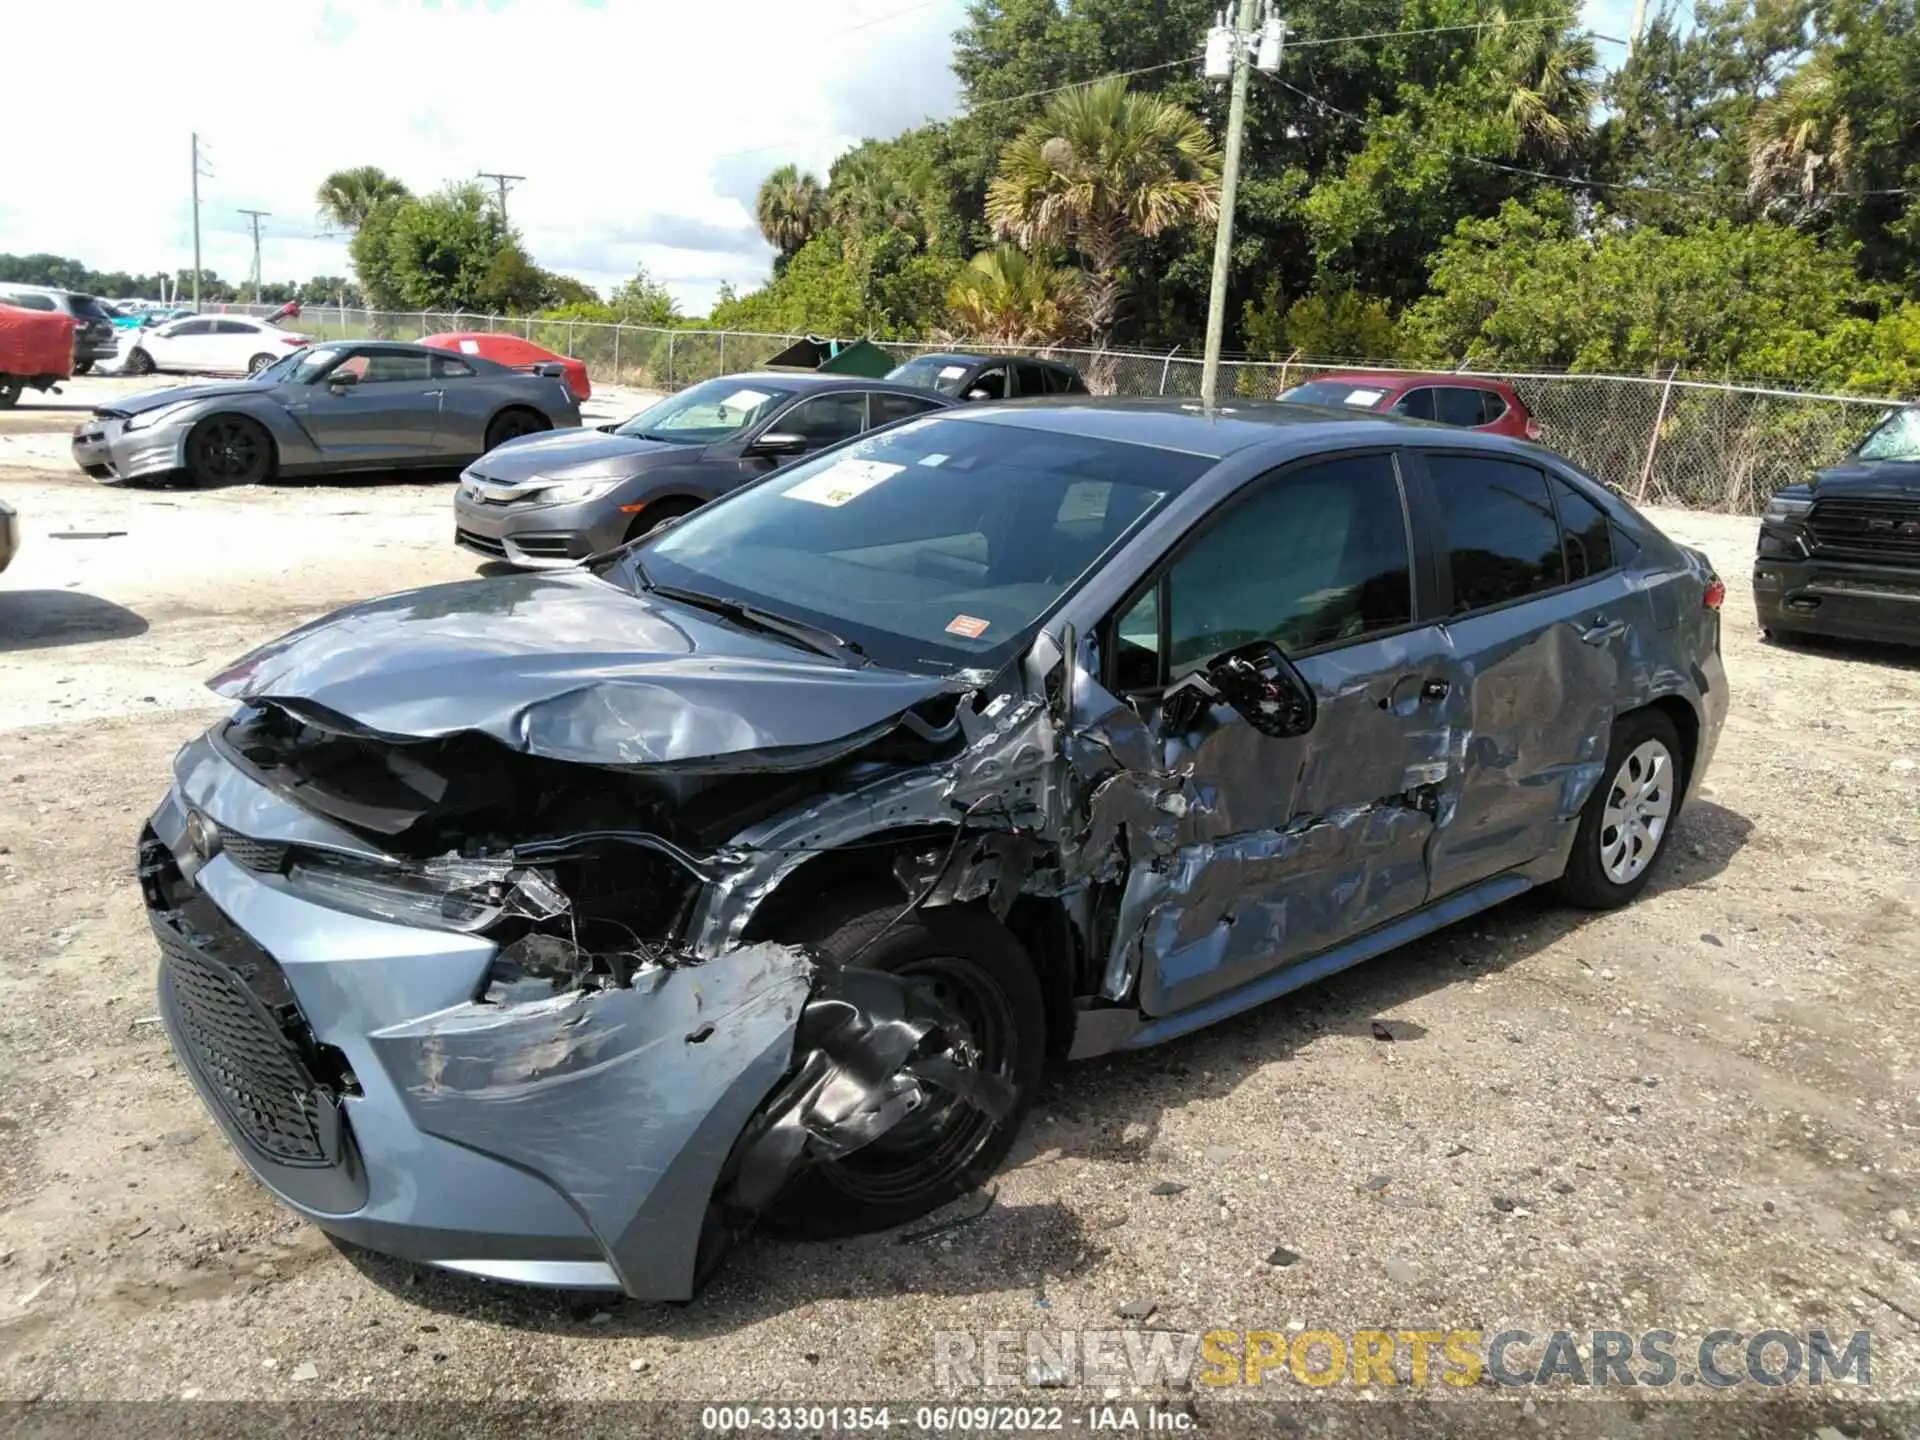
[1160,639,1316,739]
[748,431,807,457]
[326,371,359,390]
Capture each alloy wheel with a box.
[192,419,266,483]
[1599,738,1673,884]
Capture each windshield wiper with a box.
[648,584,869,665]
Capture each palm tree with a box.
[315,166,411,233]
[987,78,1221,350]
[1492,19,1600,157]
[946,246,1082,346]
[755,164,826,265]
[1747,53,1854,214]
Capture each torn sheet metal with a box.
[724,965,1016,1213]
[208,570,961,771]
[368,942,812,1300]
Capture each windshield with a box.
[625,413,1209,674]
[250,346,340,385]
[885,357,974,397]
[614,377,794,443]
[1279,380,1395,410]
[1854,406,1920,462]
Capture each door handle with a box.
[1581,617,1628,646]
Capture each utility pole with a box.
[238,209,271,303]
[1628,0,1648,54]
[190,132,205,312]
[476,170,525,224]
[1200,0,1284,409]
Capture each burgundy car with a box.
[1280,372,1541,440]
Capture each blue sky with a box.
[3,0,1641,312]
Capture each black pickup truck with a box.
[1755,404,1920,647]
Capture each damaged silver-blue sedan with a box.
[138,398,1728,1298]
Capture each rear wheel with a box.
[762,890,1045,1240]
[484,408,548,451]
[125,348,155,376]
[73,358,94,375]
[184,414,274,487]
[1553,708,1683,909]
[247,352,276,376]
[0,378,21,409]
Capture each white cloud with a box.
[6,0,968,311]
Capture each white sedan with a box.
[123,315,311,378]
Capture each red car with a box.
[421,332,591,401]
[1279,371,1541,440]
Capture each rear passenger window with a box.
[1552,476,1616,580]
[1161,454,1413,675]
[432,355,476,379]
[1393,388,1435,421]
[1429,455,1566,612]
[871,391,940,426]
[1434,387,1489,428]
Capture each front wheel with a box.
[1554,709,1683,909]
[73,358,94,376]
[124,348,155,376]
[0,377,21,409]
[247,352,276,376]
[762,890,1045,1240]
[184,414,274,487]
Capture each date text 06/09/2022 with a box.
[699,1404,1195,1433]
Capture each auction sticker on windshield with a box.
[720,388,773,410]
[945,614,990,638]
[1343,388,1387,406]
[785,459,904,508]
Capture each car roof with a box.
[709,370,954,397]
[933,395,1543,461]
[1301,370,1518,392]
[906,352,1075,371]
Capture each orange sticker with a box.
[945,614,990,639]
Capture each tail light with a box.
[1524,418,1543,440]
[281,336,308,346]
[1703,578,1725,610]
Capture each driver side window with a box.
[969,367,1009,400]
[778,393,866,447]
[1112,454,1414,691]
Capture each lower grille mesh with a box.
[157,925,330,1165]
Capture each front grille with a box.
[457,527,508,557]
[513,535,576,557]
[215,823,289,874]
[156,918,334,1166]
[1808,496,1920,566]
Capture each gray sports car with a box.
[71,341,582,486]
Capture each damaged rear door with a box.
[1106,450,1455,1018]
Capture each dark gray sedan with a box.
[71,341,581,486]
[138,399,1726,1301]
[452,372,949,565]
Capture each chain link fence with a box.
[208,302,1905,515]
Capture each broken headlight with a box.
[284,850,540,932]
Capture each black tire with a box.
[247,353,276,376]
[183,414,274,487]
[622,497,699,543]
[0,377,21,409]
[125,348,155,376]
[484,407,549,452]
[73,358,94,376]
[1553,708,1684,910]
[763,889,1045,1240]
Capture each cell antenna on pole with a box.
[476,171,526,224]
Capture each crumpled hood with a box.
[102,382,261,417]
[209,570,957,769]
[471,426,693,481]
[1813,458,1920,499]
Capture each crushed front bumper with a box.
[72,414,182,482]
[1753,556,1920,648]
[141,737,812,1298]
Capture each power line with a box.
[1265,71,1913,201]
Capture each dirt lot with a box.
[0,377,1916,1424]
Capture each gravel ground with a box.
[0,380,1916,1427]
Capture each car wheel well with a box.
[738,828,1077,1060]
[623,495,702,542]
[1624,694,1699,802]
